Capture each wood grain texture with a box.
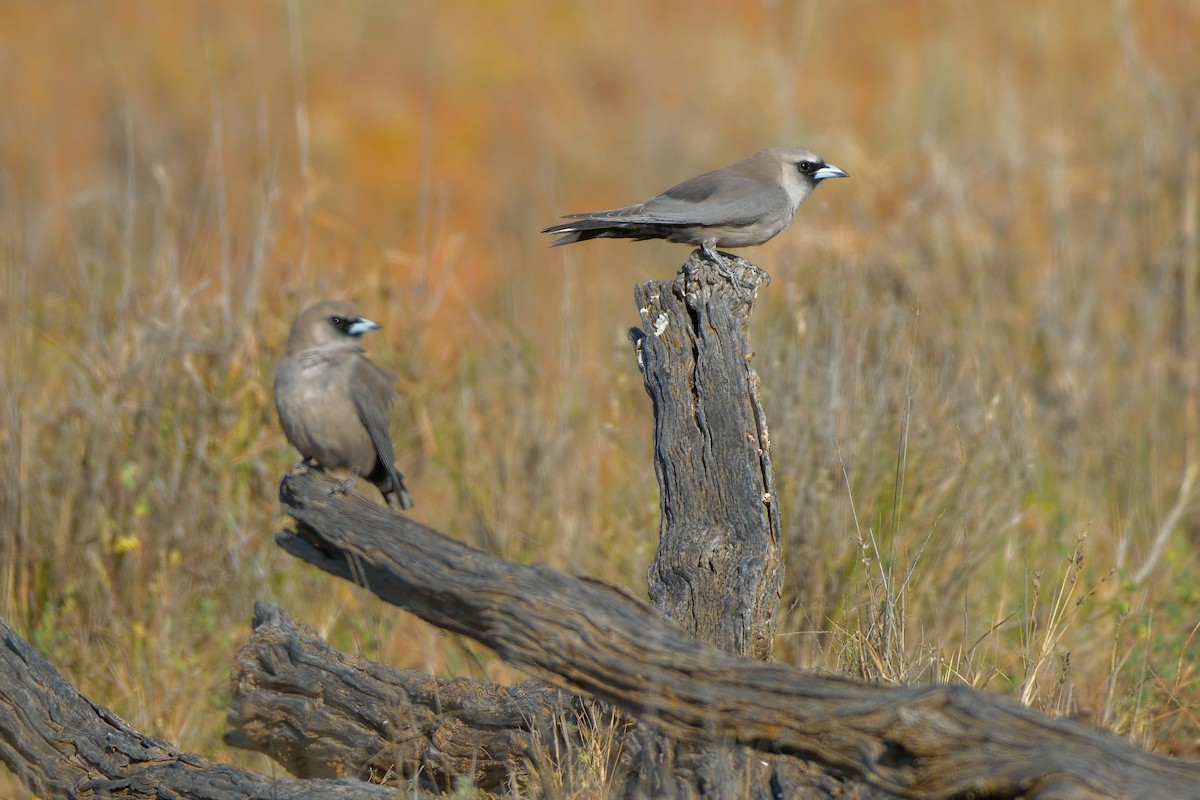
[225,601,590,791]
[224,602,868,798]
[634,252,783,660]
[0,614,416,800]
[275,465,1200,799]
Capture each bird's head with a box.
[766,147,848,208]
[787,150,848,185]
[287,300,382,353]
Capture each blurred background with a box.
[2,0,1199,789]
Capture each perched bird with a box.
[274,300,414,511]
[543,147,847,259]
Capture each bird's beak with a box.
[814,163,848,181]
[347,317,382,335]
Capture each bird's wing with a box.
[350,359,406,490]
[566,174,787,227]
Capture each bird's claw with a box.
[332,470,361,497]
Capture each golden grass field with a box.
[2,1,1199,794]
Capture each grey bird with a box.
[543,147,847,259]
[274,300,414,510]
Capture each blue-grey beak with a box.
[813,163,848,181]
[347,317,382,336]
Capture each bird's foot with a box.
[702,249,757,304]
[332,470,361,497]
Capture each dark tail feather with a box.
[548,229,592,247]
[385,484,414,511]
[543,219,616,247]
[543,219,665,246]
[375,466,414,511]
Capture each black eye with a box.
[798,160,816,174]
[330,316,344,326]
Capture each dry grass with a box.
[3,1,1200,795]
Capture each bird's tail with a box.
[542,219,613,247]
[542,219,661,247]
[391,484,420,510]
[385,480,414,511]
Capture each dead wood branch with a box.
[225,600,602,791]
[276,465,1200,799]
[0,614,424,800]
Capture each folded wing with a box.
[351,359,414,510]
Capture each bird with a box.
[274,300,414,511]
[543,147,847,260]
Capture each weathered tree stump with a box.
[634,253,782,660]
[629,252,787,794]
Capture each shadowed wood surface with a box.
[276,465,1200,799]
[0,614,422,800]
[634,252,783,660]
[224,602,867,799]
[225,601,594,791]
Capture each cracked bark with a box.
[634,251,783,661]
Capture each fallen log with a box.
[224,602,863,798]
[0,614,424,800]
[275,466,1200,798]
[225,600,602,791]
